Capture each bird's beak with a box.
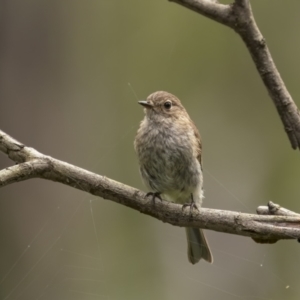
[138,100,153,108]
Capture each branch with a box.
[257,201,300,217]
[169,0,300,150]
[1,129,300,242]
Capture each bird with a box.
[134,91,213,264]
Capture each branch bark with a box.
[1,129,300,242]
[169,0,300,150]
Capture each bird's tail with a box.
[185,227,213,264]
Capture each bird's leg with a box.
[146,192,162,205]
[182,194,200,213]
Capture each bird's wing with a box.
[191,119,203,170]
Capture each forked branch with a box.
[1,129,300,243]
[169,0,300,149]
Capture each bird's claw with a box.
[182,194,199,214]
[182,202,199,212]
[146,192,162,205]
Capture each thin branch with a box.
[257,201,300,217]
[1,129,300,242]
[169,0,232,25]
[169,0,300,150]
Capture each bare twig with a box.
[169,0,300,150]
[257,201,300,217]
[1,129,300,242]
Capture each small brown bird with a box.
[134,91,213,264]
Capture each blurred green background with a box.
[1,0,300,299]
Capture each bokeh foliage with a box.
[1,1,300,299]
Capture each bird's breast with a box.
[135,121,202,200]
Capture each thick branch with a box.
[169,0,300,150]
[1,129,300,242]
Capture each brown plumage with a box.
[134,91,213,264]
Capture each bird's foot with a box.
[182,194,200,214]
[146,192,162,205]
[182,202,199,212]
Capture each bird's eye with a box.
[163,101,172,109]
